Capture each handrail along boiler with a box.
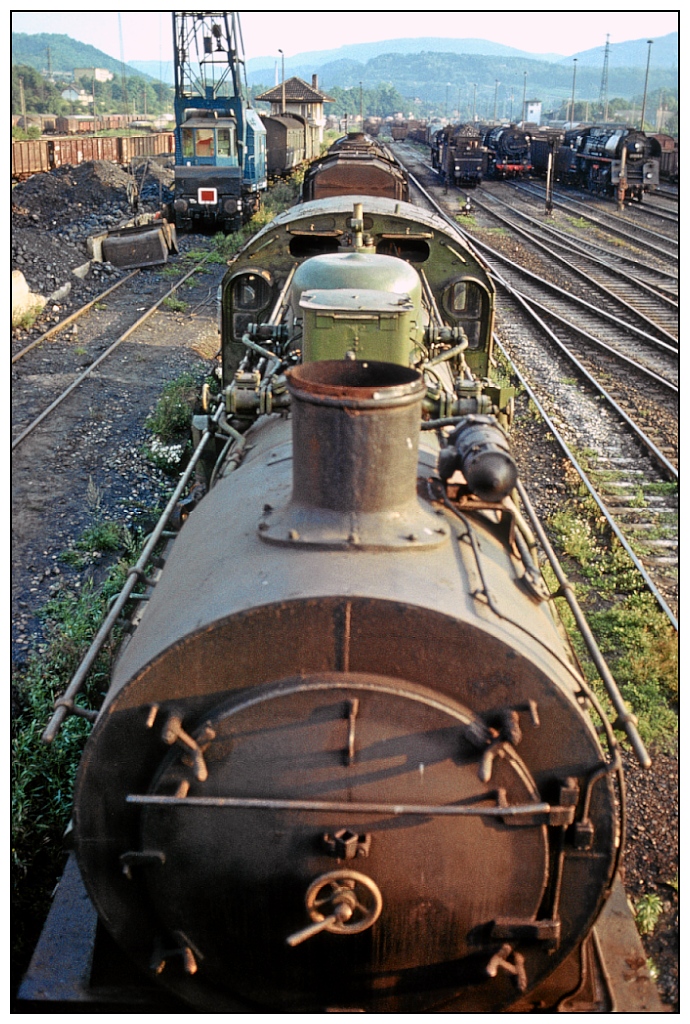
[28,193,658,1012]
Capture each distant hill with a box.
[13,30,677,111]
[241,32,677,113]
[243,32,677,82]
[247,36,564,77]
[12,32,156,81]
[563,32,678,68]
[243,39,677,116]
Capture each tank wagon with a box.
[480,125,532,179]
[20,190,661,1014]
[432,123,486,187]
[553,126,661,201]
[302,133,409,202]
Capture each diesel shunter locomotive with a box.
[21,194,660,1013]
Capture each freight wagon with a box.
[11,133,175,180]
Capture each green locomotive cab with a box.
[219,196,509,427]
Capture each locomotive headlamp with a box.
[439,415,518,502]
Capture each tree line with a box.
[12,64,174,122]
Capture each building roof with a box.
[256,76,334,104]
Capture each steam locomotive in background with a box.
[429,123,532,186]
[478,125,533,179]
[531,125,662,202]
[431,123,487,187]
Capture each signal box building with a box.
[256,75,334,145]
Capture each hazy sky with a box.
[10,9,679,64]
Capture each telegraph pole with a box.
[278,49,285,114]
[570,58,578,125]
[598,34,610,121]
[640,40,653,130]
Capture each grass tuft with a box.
[634,893,664,936]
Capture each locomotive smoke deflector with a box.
[259,360,449,549]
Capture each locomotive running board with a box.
[15,854,666,1013]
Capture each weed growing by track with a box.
[543,498,678,752]
[12,304,44,331]
[11,526,152,990]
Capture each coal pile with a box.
[11,159,175,309]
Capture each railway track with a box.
[642,192,680,217]
[11,241,226,663]
[475,182,678,300]
[396,146,678,628]
[469,185,679,344]
[12,255,214,450]
[507,181,678,258]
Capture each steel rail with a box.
[473,189,678,309]
[497,281,677,479]
[12,255,212,451]
[515,477,652,768]
[520,293,677,396]
[12,270,141,363]
[508,182,678,258]
[466,233,678,355]
[493,332,677,632]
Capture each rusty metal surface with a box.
[67,344,623,1009]
[19,859,661,1012]
[101,225,169,269]
[591,875,666,1012]
[260,362,446,549]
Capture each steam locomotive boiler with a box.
[23,196,660,1013]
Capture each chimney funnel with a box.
[312,73,318,91]
[259,361,447,550]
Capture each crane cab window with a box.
[194,128,215,158]
[182,128,194,158]
[217,128,236,159]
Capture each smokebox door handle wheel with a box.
[287,870,383,947]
